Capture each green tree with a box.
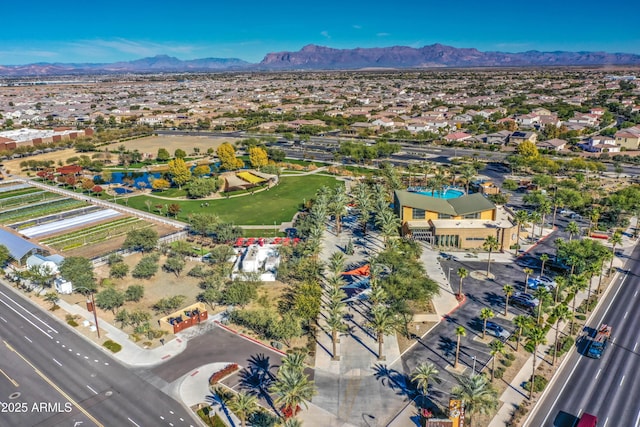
[217,142,243,170]
[525,326,547,400]
[451,374,498,427]
[328,251,346,276]
[222,280,257,307]
[186,177,219,198]
[123,228,158,253]
[513,210,529,255]
[551,304,571,366]
[375,208,401,246]
[608,230,622,277]
[516,140,539,159]
[532,287,549,324]
[44,292,59,310]
[513,315,530,352]
[156,148,170,162]
[569,274,588,333]
[480,308,495,339]
[539,254,550,276]
[0,244,11,266]
[132,254,160,279]
[109,262,129,279]
[151,178,171,190]
[368,305,398,361]
[163,255,185,277]
[167,158,192,189]
[124,285,144,302]
[228,392,257,427]
[457,268,468,298]
[95,287,125,314]
[192,164,211,177]
[503,284,514,316]
[329,185,349,235]
[292,280,322,325]
[174,148,187,159]
[115,309,131,329]
[454,326,466,369]
[523,268,534,293]
[482,235,500,276]
[60,257,96,293]
[489,340,505,381]
[153,295,186,315]
[326,309,347,361]
[411,362,440,399]
[270,366,317,418]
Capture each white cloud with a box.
[353,25,362,30]
[377,32,390,37]
[320,31,331,39]
[68,38,198,59]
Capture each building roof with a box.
[395,190,495,216]
[0,228,44,261]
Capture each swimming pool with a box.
[409,188,465,199]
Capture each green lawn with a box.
[119,174,340,225]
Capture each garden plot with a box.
[0,182,33,193]
[20,208,123,238]
[0,198,88,224]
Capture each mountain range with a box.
[2,44,640,76]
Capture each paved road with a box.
[525,243,640,427]
[0,281,197,427]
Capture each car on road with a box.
[485,321,510,339]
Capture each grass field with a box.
[118,174,340,225]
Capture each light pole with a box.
[75,286,101,338]
[448,267,453,284]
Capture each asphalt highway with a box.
[525,243,640,427]
[0,281,197,427]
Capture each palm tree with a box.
[482,235,500,276]
[368,305,398,361]
[566,221,580,241]
[459,165,476,194]
[537,200,551,238]
[532,287,549,324]
[588,208,600,237]
[513,315,530,352]
[539,254,550,276]
[330,186,349,235]
[328,251,346,276]
[513,210,529,255]
[353,182,373,235]
[597,251,612,294]
[529,211,542,240]
[525,326,547,400]
[523,268,534,293]
[451,374,498,427]
[454,326,466,369]
[228,392,258,427]
[584,261,600,308]
[411,362,440,400]
[326,309,347,361]
[457,267,468,298]
[375,208,401,246]
[553,275,566,304]
[270,368,317,418]
[480,308,495,339]
[489,340,505,381]
[503,285,514,316]
[277,418,303,427]
[568,274,588,334]
[551,304,571,366]
[608,230,623,277]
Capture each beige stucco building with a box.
[394,190,517,251]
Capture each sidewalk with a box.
[487,223,637,427]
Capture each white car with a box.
[536,275,556,289]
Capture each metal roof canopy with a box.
[0,228,45,262]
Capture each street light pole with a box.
[77,286,101,338]
[472,356,477,376]
[448,267,453,284]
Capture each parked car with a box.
[528,276,555,291]
[511,296,537,310]
[570,213,582,220]
[536,275,556,288]
[515,291,539,303]
[485,321,510,340]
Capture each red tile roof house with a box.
[444,132,472,142]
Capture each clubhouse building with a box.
[393,189,518,250]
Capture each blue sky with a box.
[1,0,638,65]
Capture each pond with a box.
[95,172,162,187]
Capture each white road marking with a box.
[24,336,32,343]
[620,375,625,386]
[87,385,98,395]
[94,359,99,363]
[634,342,638,352]
[0,316,6,323]
[128,418,141,427]
[595,369,602,380]
[624,311,629,319]
[634,409,640,427]
[160,416,164,420]
[603,416,609,427]
[0,298,53,339]
[170,411,174,414]
[84,356,89,359]
[76,353,81,356]
[52,358,62,367]
[635,290,638,297]
[0,291,59,334]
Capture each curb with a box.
[214,321,287,356]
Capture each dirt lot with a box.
[3,148,78,176]
[104,135,242,156]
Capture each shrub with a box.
[209,363,239,385]
[505,352,516,361]
[549,336,575,357]
[103,340,122,353]
[523,376,548,393]
[575,314,586,321]
[66,314,79,327]
[501,358,513,368]
[493,367,505,380]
